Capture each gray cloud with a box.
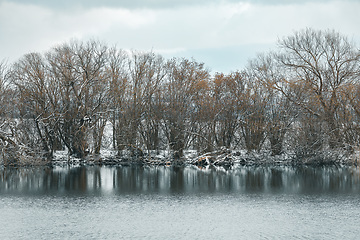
[1,0,221,10]
[1,0,359,73]
[1,0,355,10]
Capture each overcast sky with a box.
[0,0,359,73]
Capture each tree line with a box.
[1,28,360,166]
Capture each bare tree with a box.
[112,51,166,157]
[106,47,128,150]
[341,81,360,150]
[249,53,296,155]
[11,53,53,160]
[0,60,10,118]
[163,58,210,158]
[190,74,214,153]
[211,72,244,149]
[136,52,167,152]
[239,73,268,152]
[277,28,360,149]
[0,60,15,165]
[46,40,109,158]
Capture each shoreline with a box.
[2,149,358,168]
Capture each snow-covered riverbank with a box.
[50,148,358,168]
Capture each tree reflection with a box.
[1,166,360,195]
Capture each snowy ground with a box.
[52,147,358,168]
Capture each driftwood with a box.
[192,148,234,167]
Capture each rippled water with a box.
[1,165,360,239]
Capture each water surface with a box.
[1,165,360,239]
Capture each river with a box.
[1,165,360,239]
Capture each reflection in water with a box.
[1,165,360,195]
[2,165,360,240]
